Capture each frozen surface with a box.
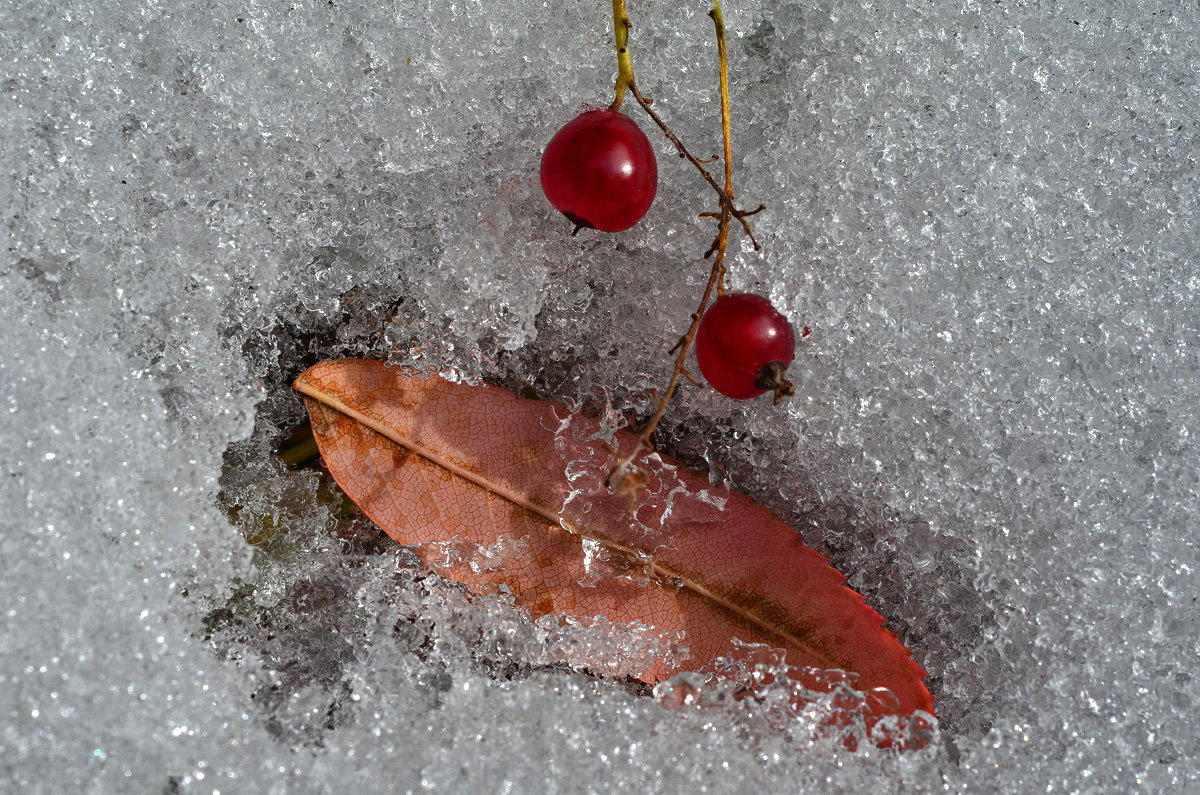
[3,0,1198,791]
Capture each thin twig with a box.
[606,1,762,249]
[627,83,761,250]
[607,0,742,499]
[711,0,734,295]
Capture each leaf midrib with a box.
[296,377,840,671]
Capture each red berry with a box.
[695,293,797,402]
[540,109,657,233]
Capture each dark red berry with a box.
[695,293,796,402]
[540,109,657,233]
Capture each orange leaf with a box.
[294,359,932,719]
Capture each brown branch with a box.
[605,240,728,497]
[606,1,761,248]
[607,1,741,500]
[627,82,761,250]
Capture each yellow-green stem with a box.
[610,0,635,110]
[711,0,733,295]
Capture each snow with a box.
[2,0,1198,791]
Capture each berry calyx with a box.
[695,293,797,403]
[540,109,657,233]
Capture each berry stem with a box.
[627,82,762,251]
[609,0,635,112]
[604,1,763,248]
[607,0,743,502]
[711,0,734,295]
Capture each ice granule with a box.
[3,0,1199,791]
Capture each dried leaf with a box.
[294,359,932,719]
